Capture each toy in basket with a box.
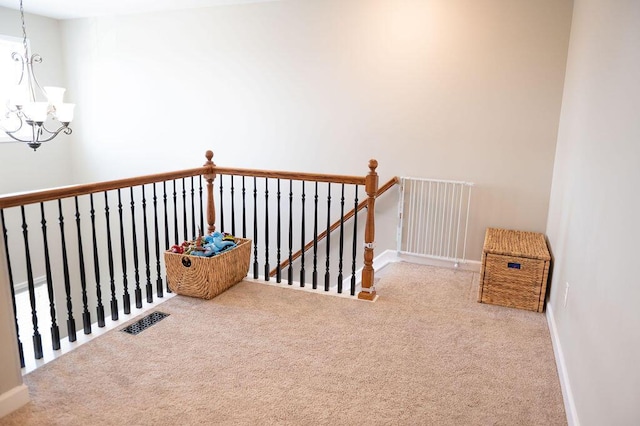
[164,231,251,299]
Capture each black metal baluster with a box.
[288,180,294,285]
[153,183,163,298]
[74,197,92,334]
[253,177,258,279]
[242,177,247,238]
[337,184,345,294]
[163,182,171,293]
[351,186,359,296]
[219,174,225,232]
[20,206,43,359]
[2,210,25,367]
[39,203,60,350]
[190,176,196,239]
[117,189,131,314]
[312,182,319,290]
[104,192,118,321]
[276,179,282,283]
[199,176,204,237]
[173,180,179,245]
[142,186,153,303]
[89,194,105,327]
[182,178,188,242]
[300,182,307,287]
[264,178,270,281]
[58,199,77,341]
[230,176,236,236]
[324,183,331,292]
[130,187,142,309]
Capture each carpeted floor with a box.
[0,262,566,425]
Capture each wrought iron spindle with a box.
[264,178,270,281]
[242,177,247,238]
[253,177,258,279]
[182,178,188,242]
[312,182,319,290]
[173,180,179,246]
[199,176,204,236]
[2,209,25,367]
[219,174,225,232]
[351,186,359,296]
[142,186,153,303]
[230,175,236,236]
[300,181,306,287]
[58,199,77,341]
[20,206,43,359]
[104,192,118,321]
[130,187,142,309]
[153,183,163,298]
[118,189,131,314]
[89,194,105,327]
[337,184,346,294]
[74,197,92,334]
[276,179,282,283]
[163,182,171,294]
[40,203,60,350]
[288,180,294,285]
[324,183,331,292]
[190,176,196,239]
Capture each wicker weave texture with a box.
[164,238,251,299]
[478,228,550,312]
[482,228,550,260]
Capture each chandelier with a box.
[0,0,74,151]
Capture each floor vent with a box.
[121,311,170,335]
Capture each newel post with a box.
[358,159,378,301]
[203,150,217,234]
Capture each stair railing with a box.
[0,150,383,370]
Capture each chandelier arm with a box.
[0,115,24,135]
[28,125,71,144]
[10,52,26,86]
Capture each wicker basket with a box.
[478,228,551,312]
[164,238,251,299]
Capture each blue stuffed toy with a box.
[191,232,236,257]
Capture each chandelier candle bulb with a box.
[44,86,66,106]
[22,101,48,123]
[55,103,75,123]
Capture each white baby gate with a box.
[397,177,473,266]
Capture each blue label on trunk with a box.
[508,262,521,269]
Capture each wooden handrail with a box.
[0,164,365,210]
[211,166,365,186]
[0,167,210,209]
[269,176,399,277]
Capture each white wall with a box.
[0,6,73,195]
[59,0,573,261]
[546,0,640,425]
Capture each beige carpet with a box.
[0,262,566,425]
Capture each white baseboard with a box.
[0,384,29,419]
[14,275,47,293]
[393,251,481,272]
[546,302,579,426]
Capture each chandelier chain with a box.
[19,0,28,60]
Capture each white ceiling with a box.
[0,0,280,20]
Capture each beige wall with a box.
[546,0,640,424]
[59,0,573,261]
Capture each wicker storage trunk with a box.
[164,238,251,299]
[478,228,550,312]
